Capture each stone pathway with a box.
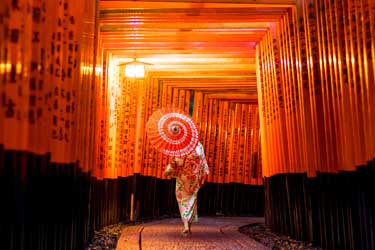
[117,217,269,250]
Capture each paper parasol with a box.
[146,107,199,157]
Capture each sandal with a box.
[181,229,191,237]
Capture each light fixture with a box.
[120,58,151,78]
[125,63,145,78]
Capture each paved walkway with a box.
[117,217,270,250]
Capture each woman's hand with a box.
[164,163,174,177]
[164,170,170,177]
[174,157,184,166]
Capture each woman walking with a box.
[164,142,209,236]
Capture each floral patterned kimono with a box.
[165,142,209,224]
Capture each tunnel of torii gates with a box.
[0,0,374,249]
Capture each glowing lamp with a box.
[125,63,145,78]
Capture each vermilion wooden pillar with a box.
[258,1,375,249]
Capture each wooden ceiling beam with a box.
[100,1,295,10]
[100,22,274,30]
[99,0,293,96]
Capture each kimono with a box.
[165,142,209,224]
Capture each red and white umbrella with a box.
[146,107,199,157]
